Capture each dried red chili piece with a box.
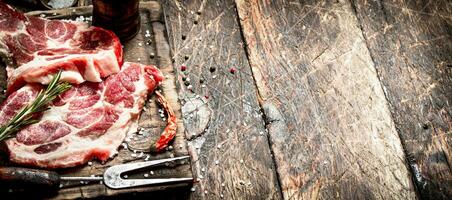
[154,91,177,152]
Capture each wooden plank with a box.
[236,0,417,199]
[352,0,452,198]
[162,0,282,199]
[0,2,192,199]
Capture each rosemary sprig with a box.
[0,71,72,141]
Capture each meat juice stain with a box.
[92,0,140,42]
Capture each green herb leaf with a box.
[0,71,72,142]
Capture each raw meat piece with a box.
[0,2,123,94]
[4,62,163,168]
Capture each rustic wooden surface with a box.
[161,0,282,199]
[1,2,192,199]
[352,0,452,199]
[1,0,451,199]
[236,0,417,199]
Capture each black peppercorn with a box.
[182,35,186,40]
[422,123,429,129]
[209,66,216,73]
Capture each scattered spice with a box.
[181,65,187,71]
[182,77,187,81]
[204,95,209,99]
[422,123,429,129]
[196,10,202,15]
[184,81,190,86]
[149,53,155,59]
[194,20,198,25]
[182,35,186,40]
[199,78,205,84]
[146,39,152,45]
[209,66,216,73]
[184,55,189,60]
[229,67,236,74]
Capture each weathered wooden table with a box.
[4,0,452,199]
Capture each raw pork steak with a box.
[2,62,163,168]
[0,2,123,94]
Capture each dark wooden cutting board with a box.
[0,1,192,199]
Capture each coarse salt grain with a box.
[47,0,74,9]
[150,171,154,175]
[88,161,93,166]
[191,187,196,192]
[144,174,149,177]
[221,183,225,187]
[215,160,219,165]
[240,159,244,163]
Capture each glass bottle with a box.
[92,0,140,42]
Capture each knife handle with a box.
[0,166,61,189]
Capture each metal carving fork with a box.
[0,156,193,189]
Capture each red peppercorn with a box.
[204,95,209,99]
[229,67,236,74]
[181,65,187,71]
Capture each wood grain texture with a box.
[162,0,282,199]
[236,0,417,199]
[0,2,192,199]
[352,0,452,199]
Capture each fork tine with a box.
[112,156,190,173]
[107,178,193,189]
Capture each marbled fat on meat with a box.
[0,2,123,94]
[3,63,163,168]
